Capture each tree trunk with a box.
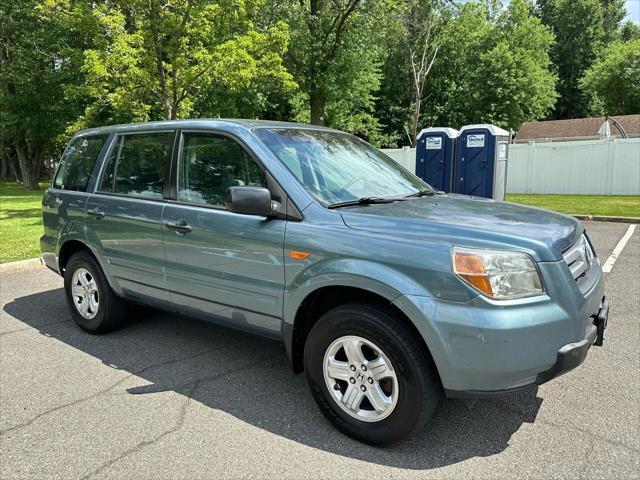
[15,139,39,190]
[1,155,8,180]
[8,150,21,182]
[310,90,326,126]
[0,139,8,180]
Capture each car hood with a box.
[339,194,582,262]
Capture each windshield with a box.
[254,128,432,206]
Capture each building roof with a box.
[515,114,640,143]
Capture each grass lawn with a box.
[0,182,47,264]
[506,194,640,218]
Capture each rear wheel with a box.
[304,303,440,446]
[64,251,128,334]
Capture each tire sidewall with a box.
[304,306,436,445]
[64,253,106,332]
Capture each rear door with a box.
[85,131,175,305]
[162,131,285,338]
[43,134,110,267]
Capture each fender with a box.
[57,224,123,296]
[285,258,435,321]
[282,258,450,377]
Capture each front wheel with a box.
[304,303,441,446]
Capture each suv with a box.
[41,120,608,445]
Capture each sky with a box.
[626,0,640,23]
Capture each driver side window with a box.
[178,132,266,208]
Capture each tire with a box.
[63,251,128,334]
[304,303,440,446]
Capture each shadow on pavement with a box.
[4,288,543,470]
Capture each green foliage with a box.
[283,0,390,142]
[536,0,628,119]
[0,0,83,188]
[45,0,295,130]
[620,21,640,42]
[581,39,640,115]
[1,0,637,187]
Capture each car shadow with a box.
[4,288,543,470]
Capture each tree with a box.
[581,39,640,115]
[284,0,388,130]
[620,20,640,42]
[537,0,605,119]
[48,0,295,128]
[403,0,445,146]
[600,0,627,43]
[0,0,79,189]
[425,0,556,131]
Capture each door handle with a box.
[87,208,105,219]
[166,221,193,234]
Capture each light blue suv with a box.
[41,120,608,445]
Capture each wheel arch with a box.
[285,284,442,388]
[57,239,121,295]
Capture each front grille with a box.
[563,234,595,281]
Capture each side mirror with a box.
[224,186,280,217]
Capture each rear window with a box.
[53,135,108,191]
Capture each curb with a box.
[0,258,44,275]
[573,215,640,224]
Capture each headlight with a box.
[452,247,543,299]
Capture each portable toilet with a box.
[454,124,510,200]
[415,127,458,192]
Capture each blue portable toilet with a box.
[415,127,458,192]
[454,124,510,200]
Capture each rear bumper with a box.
[446,297,608,399]
[40,235,60,275]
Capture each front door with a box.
[85,131,175,305]
[162,131,285,338]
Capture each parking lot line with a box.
[602,224,636,273]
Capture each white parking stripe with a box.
[602,224,637,273]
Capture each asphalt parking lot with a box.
[1,221,638,479]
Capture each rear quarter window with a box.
[53,135,109,191]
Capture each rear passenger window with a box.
[99,132,173,198]
[178,133,266,207]
[53,135,108,191]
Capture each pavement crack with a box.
[0,348,212,436]
[79,381,198,480]
[77,356,280,479]
[0,320,68,337]
[501,403,640,453]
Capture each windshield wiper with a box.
[327,196,399,209]
[403,189,436,198]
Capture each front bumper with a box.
[395,259,607,397]
[446,297,609,399]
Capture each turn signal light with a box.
[290,250,311,260]
[452,251,493,296]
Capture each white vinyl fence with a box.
[506,138,640,195]
[382,147,416,173]
[382,138,640,195]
